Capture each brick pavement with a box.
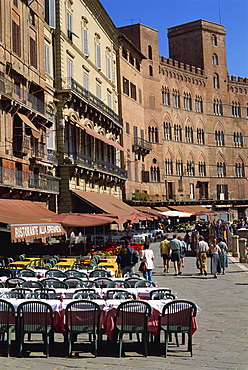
[0,240,247,369]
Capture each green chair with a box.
[151,292,176,300]
[42,279,69,289]
[63,277,83,288]
[125,277,142,287]
[134,280,157,288]
[123,272,140,278]
[65,300,101,357]
[0,282,4,288]
[65,270,88,279]
[0,269,13,278]
[17,301,54,357]
[89,270,110,278]
[93,277,112,288]
[17,269,36,278]
[5,278,25,288]
[22,280,44,289]
[2,291,25,299]
[34,288,56,299]
[45,270,67,278]
[0,299,16,357]
[106,290,136,300]
[72,291,98,300]
[106,280,131,288]
[149,289,172,300]
[115,300,151,357]
[26,291,49,299]
[158,299,197,357]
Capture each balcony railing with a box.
[63,77,123,127]
[133,137,153,153]
[75,153,94,169]
[0,75,44,115]
[96,159,127,179]
[0,166,59,194]
[47,149,58,164]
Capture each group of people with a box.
[116,232,228,281]
[196,236,228,278]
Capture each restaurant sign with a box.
[10,223,66,242]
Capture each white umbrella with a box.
[160,210,192,217]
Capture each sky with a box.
[100,0,248,78]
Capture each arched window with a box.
[176,160,183,175]
[197,128,204,144]
[235,162,244,177]
[216,162,226,177]
[215,130,224,146]
[213,73,219,88]
[163,122,171,140]
[198,162,206,176]
[186,161,195,176]
[233,132,243,147]
[148,45,152,60]
[211,34,217,46]
[162,87,170,105]
[149,65,153,76]
[165,159,173,175]
[212,53,218,65]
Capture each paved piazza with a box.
[0,238,248,369]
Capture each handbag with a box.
[139,261,147,272]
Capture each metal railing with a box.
[133,137,153,152]
[63,77,123,127]
[0,75,44,114]
[75,153,94,169]
[0,166,59,194]
[96,158,127,178]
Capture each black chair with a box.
[106,289,136,300]
[5,278,25,288]
[17,301,54,357]
[149,289,172,300]
[0,269,13,278]
[63,277,83,288]
[0,281,4,288]
[34,288,56,299]
[0,299,15,357]
[158,300,197,357]
[115,300,152,357]
[65,300,101,357]
[93,277,112,288]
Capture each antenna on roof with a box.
[218,0,222,24]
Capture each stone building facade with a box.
[120,21,248,217]
[0,0,59,209]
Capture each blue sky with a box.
[100,0,248,78]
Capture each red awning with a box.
[73,119,127,153]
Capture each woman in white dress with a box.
[139,242,154,281]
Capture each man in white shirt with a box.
[196,236,209,276]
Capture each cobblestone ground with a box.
[1,236,248,369]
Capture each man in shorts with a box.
[168,234,182,276]
[159,234,170,273]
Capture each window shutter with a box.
[46,126,54,150]
[96,44,101,70]
[44,44,50,74]
[107,57,111,80]
[83,72,88,91]
[142,170,149,182]
[83,29,89,56]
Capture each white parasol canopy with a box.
[159,210,192,217]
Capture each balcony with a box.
[133,137,152,155]
[96,159,127,179]
[0,75,44,115]
[31,143,45,160]
[75,153,94,169]
[0,166,59,194]
[47,149,58,165]
[63,78,123,127]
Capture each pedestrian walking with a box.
[196,235,209,276]
[184,231,191,251]
[116,239,139,277]
[139,241,154,281]
[217,237,228,274]
[209,238,221,278]
[168,234,182,276]
[159,234,170,273]
[178,236,186,268]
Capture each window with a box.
[215,130,224,146]
[68,58,73,86]
[96,83,101,100]
[30,30,37,68]
[217,184,228,200]
[83,72,88,91]
[126,122,130,134]
[29,10,35,26]
[176,160,183,176]
[149,65,153,76]
[198,162,206,176]
[122,47,127,59]
[174,124,182,141]
[44,44,50,74]
[216,162,226,177]
[196,128,204,144]
[163,122,171,140]
[184,92,192,111]
[82,28,89,56]
[150,166,160,182]
[185,126,193,143]
[12,15,21,56]
[233,132,243,147]
[130,83,136,100]
[213,99,223,115]
[172,89,180,108]
[165,159,173,175]
[162,87,170,105]
[13,0,18,7]
[67,11,72,41]
[212,53,218,65]
[232,102,241,117]
[195,95,203,112]
[107,93,112,108]
[129,54,134,66]
[44,0,56,28]
[186,161,195,176]
[96,43,101,70]
[235,162,245,177]
[123,77,129,95]
[211,34,217,46]
[213,73,219,88]
[148,127,158,143]
[106,56,111,80]
[135,59,140,71]
[148,45,152,60]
